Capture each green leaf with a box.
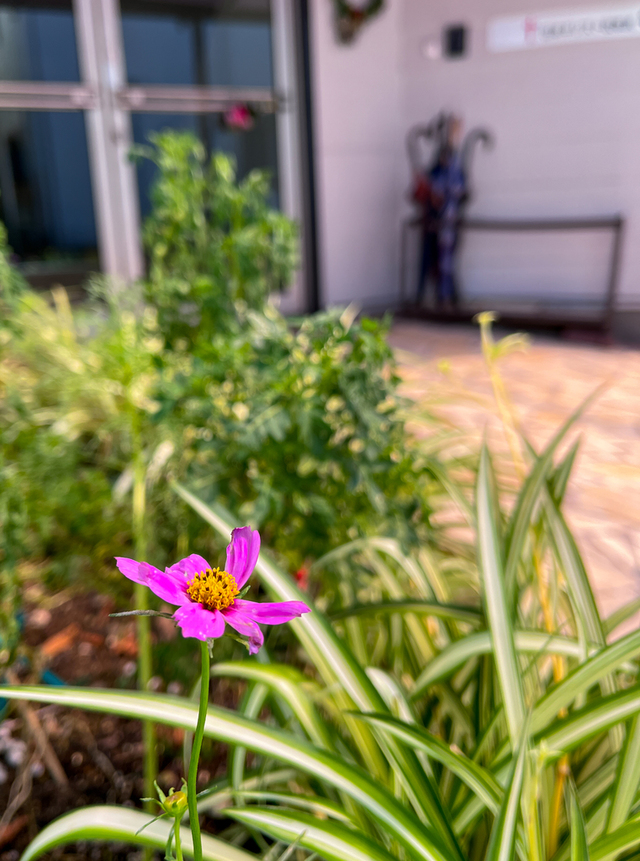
[606,714,640,833]
[0,685,452,861]
[313,536,434,595]
[232,791,354,824]
[532,628,640,734]
[230,681,269,794]
[550,437,581,504]
[425,459,475,526]
[544,494,604,648]
[576,757,617,813]
[358,714,502,816]
[568,784,590,861]
[485,733,527,861]
[476,445,525,749]
[18,806,255,861]
[366,668,417,724]
[540,685,640,754]
[604,597,640,636]
[542,489,620,745]
[196,768,296,814]
[412,631,594,697]
[589,817,640,861]
[504,388,600,602]
[225,807,425,861]
[211,661,333,749]
[330,600,481,626]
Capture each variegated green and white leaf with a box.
[0,685,453,861]
[18,806,254,861]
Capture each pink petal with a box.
[166,554,212,582]
[234,599,311,626]
[225,527,260,588]
[174,603,225,641]
[221,606,264,654]
[115,558,187,605]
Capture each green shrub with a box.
[0,133,432,596]
[0,219,28,324]
[159,303,430,567]
[137,131,298,345]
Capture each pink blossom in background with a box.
[223,104,254,132]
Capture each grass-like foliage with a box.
[5,384,640,860]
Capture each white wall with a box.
[309,0,406,309]
[310,0,640,312]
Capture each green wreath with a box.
[333,0,385,43]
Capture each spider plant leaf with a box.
[568,783,590,861]
[550,436,581,504]
[231,791,354,823]
[0,685,453,861]
[503,387,601,604]
[19,805,255,861]
[485,733,527,861]
[532,628,640,734]
[605,714,640,833]
[225,807,440,861]
[477,444,525,749]
[211,661,333,749]
[357,714,502,815]
[604,597,640,636]
[544,494,604,647]
[589,817,640,860]
[330,600,481,626]
[412,631,593,697]
[230,680,269,793]
[540,685,640,754]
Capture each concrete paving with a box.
[389,320,640,626]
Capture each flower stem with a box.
[187,641,210,861]
[133,450,156,813]
[174,817,184,861]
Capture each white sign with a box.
[487,4,640,52]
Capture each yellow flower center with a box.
[186,568,239,612]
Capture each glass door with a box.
[0,0,306,310]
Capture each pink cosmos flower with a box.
[115,527,310,654]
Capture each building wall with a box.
[310,0,640,313]
[308,0,406,309]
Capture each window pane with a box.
[203,19,272,87]
[0,111,98,285]
[122,14,196,85]
[0,1,80,82]
[121,0,272,87]
[131,112,279,221]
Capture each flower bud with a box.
[162,790,188,817]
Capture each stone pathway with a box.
[389,320,640,626]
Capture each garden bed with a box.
[1,593,236,859]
